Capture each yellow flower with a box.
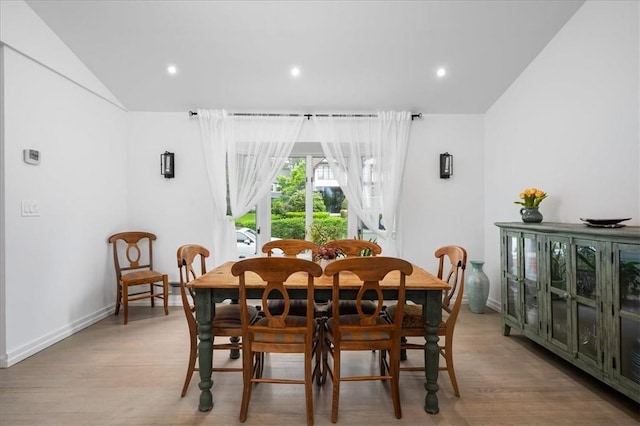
[514,187,548,207]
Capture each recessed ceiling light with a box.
[291,66,301,77]
[167,65,177,75]
[436,67,447,78]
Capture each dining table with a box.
[187,259,450,415]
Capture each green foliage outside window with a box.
[235,157,347,240]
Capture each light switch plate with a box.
[21,200,40,217]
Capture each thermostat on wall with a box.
[23,149,40,165]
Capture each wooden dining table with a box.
[187,259,450,415]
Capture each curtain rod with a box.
[188,111,423,120]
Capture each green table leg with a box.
[423,290,442,414]
[195,288,214,412]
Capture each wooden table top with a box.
[187,260,450,291]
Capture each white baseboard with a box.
[486,296,501,313]
[2,305,113,368]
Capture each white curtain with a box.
[313,111,412,256]
[197,109,303,266]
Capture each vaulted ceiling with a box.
[26,0,584,114]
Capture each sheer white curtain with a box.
[313,111,412,256]
[197,109,303,265]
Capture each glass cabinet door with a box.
[503,232,521,325]
[522,234,541,334]
[573,240,600,367]
[614,243,640,389]
[548,238,570,350]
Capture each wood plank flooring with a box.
[1,305,638,425]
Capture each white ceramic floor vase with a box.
[467,260,490,314]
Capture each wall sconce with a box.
[160,151,175,178]
[440,152,453,179]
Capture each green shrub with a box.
[272,217,306,239]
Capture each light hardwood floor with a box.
[1,305,638,425]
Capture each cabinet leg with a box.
[502,323,511,336]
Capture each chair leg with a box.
[150,283,155,307]
[305,346,314,426]
[400,336,408,361]
[181,332,198,397]
[115,283,121,316]
[443,340,460,397]
[330,347,340,424]
[162,277,169,315]
[252,352,263,379]
[239,343,254,422]
[379,349,389,376]
[390,346,402,419]
[123,285,129,325]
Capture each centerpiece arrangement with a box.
[316,245,344,270]
[514,187,547,223]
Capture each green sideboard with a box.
[495,222,640,403]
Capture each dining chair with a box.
[262,239,320,316]
[231,257,323,426]
[176,244,260,397]
[322,239,382,315]
[383,245,467,396]
[108,231,169,325]
[322,256,413,423]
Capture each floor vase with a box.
[467,261,490,314]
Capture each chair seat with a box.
[252,316,310,343]
[325,300,378,316]
[121,270,165,285]
[327,315,391,341]
[385,303,447,329]
[213,304,259,328]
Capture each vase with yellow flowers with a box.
[514,187,547,223]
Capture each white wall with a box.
[483,0,640,307]
[126,112,215,280]
[399,115,485,273]
[0,2,128,366]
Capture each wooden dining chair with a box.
[176,244,260,397]
[108,231,169,325]
[322,239,382,315]
[383,245,467,396]
[262,239,320,316]
[232,257,323,426]
[322,256,413,423]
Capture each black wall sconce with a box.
[440,152,453,179]
[160,151,175,178]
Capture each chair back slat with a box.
[108,231,157,276]
[177,244,210,320]
[262,239,320,258]
[435,245,467,323]
[324,256,412,331]
[232,257,323,334]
